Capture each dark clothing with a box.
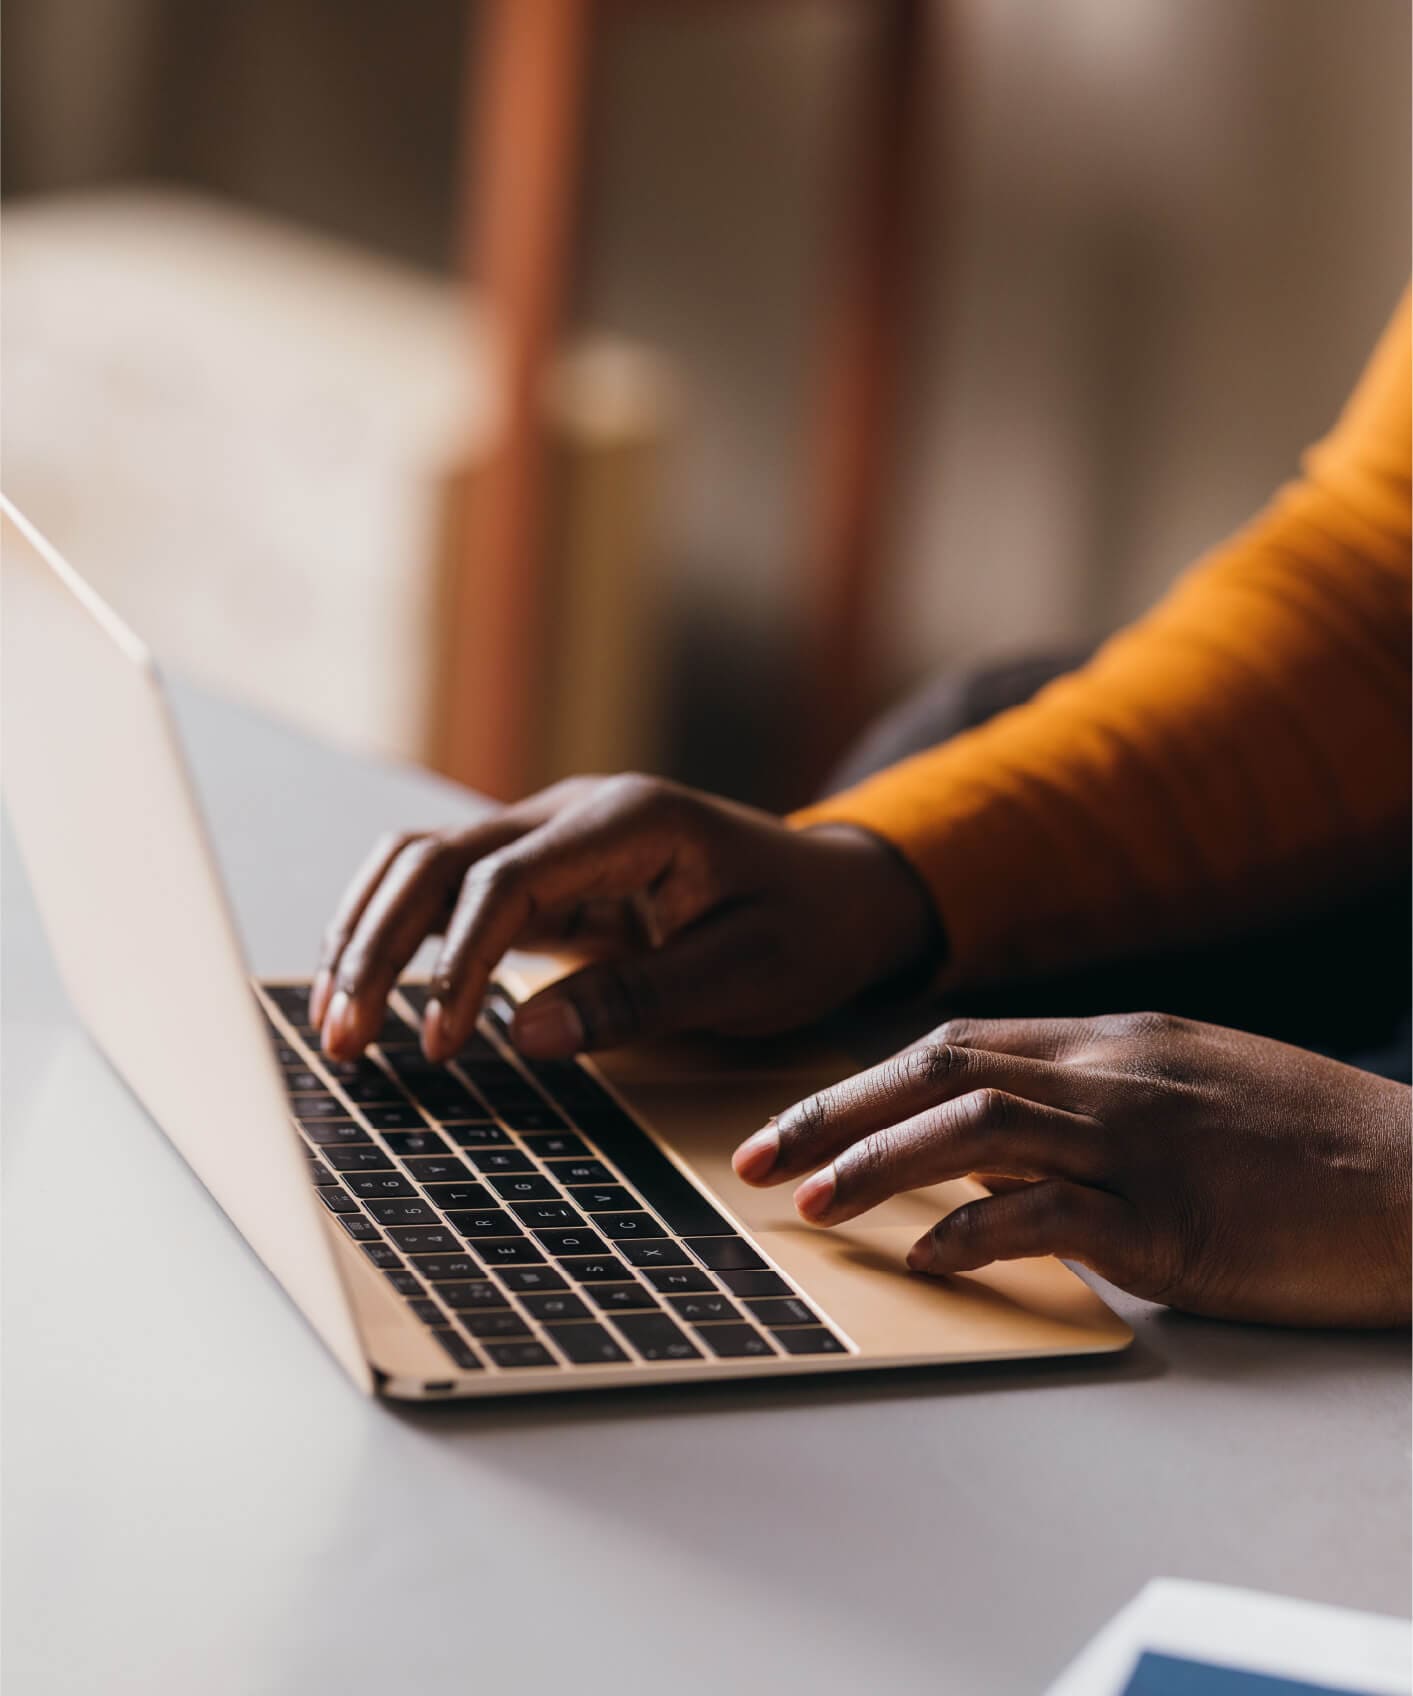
[826,652,1411,1083]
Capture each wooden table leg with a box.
[794,0,931,797]
[438,0,594,798]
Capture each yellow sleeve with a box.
[796,291,1411,986]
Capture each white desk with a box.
[5,683,1408,1695]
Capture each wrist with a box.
[800,823,946,990]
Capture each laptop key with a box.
[773,1328,847,1356]
[685,1237,768,1272]
[446,1124,513,1148]
[423,1182,496,1211]
[387,1225,461,1255]
[718,1270,793,1298]
[619,1240,692,1268]
[295,1098,352,1121]
[283,1069,325,1094]
[535,1228,610,1259]
[549,1160,615,1187]
[520,1131,591,1160]
[487,1174,560,1202]
[326,1145,395,1172]
[319,1188,359,1214]
[365,1106,430,1132]
[744,1297,821,1327]
[410,1253,481,1282]
[461,1311,533,1339]
[436,1280,509,1310]
[610,1313,702,1362]
[666,1294,741,1323]
[347,1173,418,1199]
[476,1237,545,1266]
[522,1292,589,1322]
[465,1149,534,1175]
[384,1269,425,1297]
[597,1212,665,1241]
[643,1267,715,1294]
[401,1155,476,1185]
[362,1242,403,1270]
[302,1121,373,1147]
[444,1209,518,1240]
[566,1185,638,1214]
[381,1129,450,1158]
[307,1161,341,1188]
[408,1298,444,1325]
[587,1283,659,1313]
[368,1199,438,1227]
[430,1329,484,1370]
[510,1202,585,1230]
[557,1255,629,1283]
[485,1342,557,1370]
[338,1214,381,1242]
[695,1324,776,1359]
[543,1323,629,1365]
[496,1266,567,1293]
[341,1077,409,1106]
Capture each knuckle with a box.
[577,960,661,1044]
[786,1090,832,1149]
[376,827,421,859]
[902,1041,964,1094]
[394,833,445,878]
[933,1017,979,1048]
[960,1087,1010,1135]
[463,847,522,901]
[1109,1010,1176,1042]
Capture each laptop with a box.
[2,497,1131,1399]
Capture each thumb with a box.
[509,914,767,1056]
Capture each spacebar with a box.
[545,1079,734,1238]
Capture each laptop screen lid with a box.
[1,497,370,1392]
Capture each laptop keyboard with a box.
[257,980,850,1378]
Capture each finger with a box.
[922,1015,1090,1062]
[324,818,523,1057]
[905,1180,1139,1278]
[425,787,716,1058]
[509,909,781,1056]
[312,830,427,1025]
[791,1092,1108,1225]
[732,1039,1076,1186]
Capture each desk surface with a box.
[5,683,1408,1696]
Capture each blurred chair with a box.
[452,0,934,799]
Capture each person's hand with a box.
[732,1011,1411,1327]
[311,774,940,1064]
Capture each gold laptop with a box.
[1,497,1130,1399]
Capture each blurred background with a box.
[4,0,1409,810]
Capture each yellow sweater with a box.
[796,292,1411,985]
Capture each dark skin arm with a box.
[733,1011,1411,1328]
[311,774,940,1063]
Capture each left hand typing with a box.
[731,1012,1410,1327]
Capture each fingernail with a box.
[906,1235,937,1273]
[732,1121,780,1183]
[308,969,332,1029]
[322,989,354,1055]
[513,998,584,1058]
[422,998,448,1061]
[794,1164,836,1223]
